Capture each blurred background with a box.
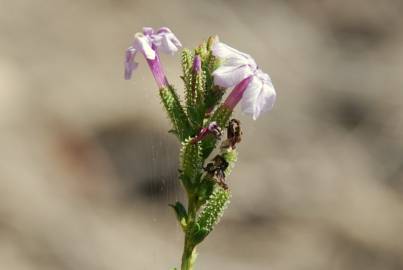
[1,0,403,269]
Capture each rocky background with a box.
[1,0,403,269]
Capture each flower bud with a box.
[192,54,202,74]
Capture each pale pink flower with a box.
[124,27,182,88]
[212,42,276,120]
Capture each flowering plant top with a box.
[124,26,277,270]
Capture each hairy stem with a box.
[181,196,198,270]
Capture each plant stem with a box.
[181,196,198,270]
[181,236,196,270]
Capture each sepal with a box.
[195,176,215,207]
[191,188,231,244]
[187,55,206,127]
[180,138,203,189]
[181,48,194,99]
[200,37,225,111]
[221,148,238,176]
[201,105,232,158]
[160,85,192,141]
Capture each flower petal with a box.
[133,33,156,60]
[156,27,172,34]
[142,27,154,35]
[259,82,276,114]
[222,56,252,69]
[124,47,138,80]
[212,42,256,69]
[147,27,182,55]
[159,34,180,54]
[241,74,276,120]
[213,64,253,88]
[168,33,182,48]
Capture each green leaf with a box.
[169,201,188,230]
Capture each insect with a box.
[227,119,242,147]
[204,155,229,189]
[221,118,242,150]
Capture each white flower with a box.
[212,41,276,120]
[242,69,276,120]
[212,42,256,88]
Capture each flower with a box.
[191,122,222,144]
[145,27,182,55]
[212,42,276,120]
[124,27,182,88]
[240,69,276,120]
[124,33,156,80]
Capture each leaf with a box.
[169,201,188,230]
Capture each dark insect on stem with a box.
[221,118,242,150]
[227,119,242,146]
[204,155,229,189]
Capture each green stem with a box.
[181,237,196,270]
[181,196,198,270]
